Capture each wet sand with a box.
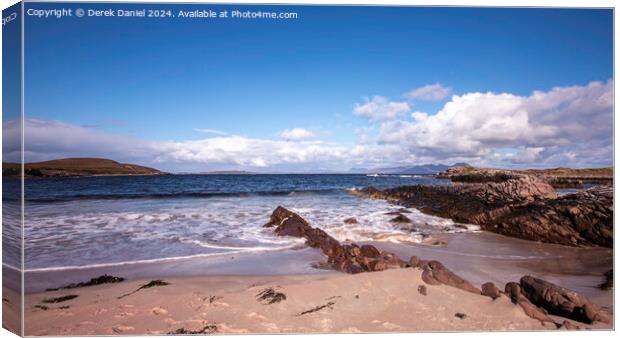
[23,231,612,308]
[12,229,612,335]
[15,268,612,336]
[370,231,613,310]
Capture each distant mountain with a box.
[200,170,257,175]
[3,158,165,178]
[347,167,371,174]
[367,163,470,175]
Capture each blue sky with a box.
[13,3,613,172]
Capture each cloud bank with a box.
[378,79,613,167]
[7,79,612,171]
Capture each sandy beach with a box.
[2,217,612,335]
[10,267,610,336]
[7,227,614,336]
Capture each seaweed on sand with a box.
[45,274,124,292]
[297,301,336,316]
[256,287,286,304]
[118,280,170,299]
[41,294,79,304]
[168,324,218,335]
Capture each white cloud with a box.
[7,80,612,171]
[378,79,613,167]
[155,136,348,168]
[194,128,228,136]
[353,96,410,121]
[405,83,452,101]
[278,128,315,141]
[8,118,351,171]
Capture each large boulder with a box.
[265,206,313,237]
[519,276,612,324]
[504,282,556,324]
[420,261,480,294]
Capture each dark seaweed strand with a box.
[118,280,170,299]
[45,274,125,292]
[41,294,79,304]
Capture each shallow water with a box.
[8,174,464,271]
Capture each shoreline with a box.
[17,232,612,298]
[11,268,612,336]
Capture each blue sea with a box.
[3,174,476,271]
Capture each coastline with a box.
[7,170,613,334]
[14,268,612,336]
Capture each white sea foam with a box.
[23,191,477,271]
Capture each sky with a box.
[4,3,613,172]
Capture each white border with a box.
[0,1,617,338]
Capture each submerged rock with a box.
[390,214,411,223]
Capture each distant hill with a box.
[368,163,470,175]
[3,158,165,178]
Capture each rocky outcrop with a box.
[360,175,556,220]
[519,276,612,324]
[420,261,481,294]
[486,186,612,247]
[436,166,612,189]
[436,167,522,183]
[263,207,611,327]
[503,276,613,326]
[504,282,556,324]
[356,180,612,248]
[264,206,406,274]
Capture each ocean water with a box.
[3,174,480,271]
